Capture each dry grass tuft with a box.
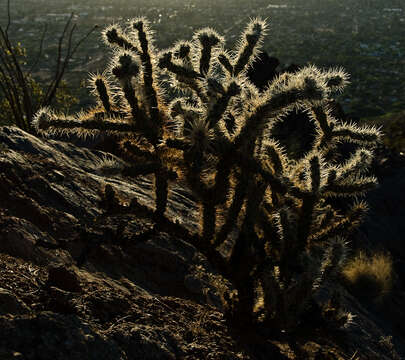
[342,252,393,302]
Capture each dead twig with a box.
[0,2,97,131]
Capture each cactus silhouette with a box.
[33,18,381,334]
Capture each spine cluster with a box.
[33,17,381,333]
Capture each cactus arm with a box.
[332,123,381,145]
[310,202,368,243]
[132,19,162,141]
[227,181,266,326]
[206,81,241,129]
[325,175,377,197]
[260,207,284,260]
[33,110,136,135]
[308,204,337,242]
[122,80,142,119]
[194,29,222,75]
[158,51,202,80]
[262,141,286,174]
[334,149,373,181]
[233,18,267,76]
[310,106,336,151]
[211,157,233,204]
[213,175,248,247]
[224,113,237,135]
[260,265,281,324]
[309,155,322,194]
[316,237,348,288]
[322,67,350,93]
[201,157,233,242]
[296,193,318,254]
[103,25,140,54]
[110,52,145,124]
[294,155,323,251]
[218,51,234,75]
[233,74,326,149]
[312,106,333,135]
[173,41,192,61]
[90,75,114,115]
[276,208,300,284]
[119,138,156,160]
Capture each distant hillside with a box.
[0,0,403,118]
[360,110,405,152]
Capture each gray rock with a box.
[0,288,30,315]
[0,312,125,360]
[1,125,405,359]
[46,265,82,293]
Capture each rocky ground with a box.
[1,126,405,359]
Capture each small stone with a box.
[184,274,204,294]
[0,219,36,260]
[46,265,82,293]
[0,288,30,315]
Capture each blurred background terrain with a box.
[0,0,403,120]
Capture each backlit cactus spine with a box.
[33,18,174,217]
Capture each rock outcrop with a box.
[0,126,404,359]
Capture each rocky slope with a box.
[0,126,404,359]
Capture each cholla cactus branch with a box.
[206,81,241,129]
[311,201,369,242]
[103,25,140,54]
[218,52,234,75]
[322,67,350,93]
[33,108,135,135]
[234,76,326,149]
[332,123,381,145]
[263,141,285,174]
[334,149,373,181]
[131,18,162,138]
[111,52,140,80]
[325,175,377,197]
[233,18,267,76]
[92,76,113,114]
[173,41,192,60]
[213,176,248,247]
[195,28,222,75]
[317,237,349,287]
[120,138,156,160]
[158,52,201,80]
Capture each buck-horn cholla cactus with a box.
[33,17,176,217]
[33,17,381,334]
[158,18,380,331]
